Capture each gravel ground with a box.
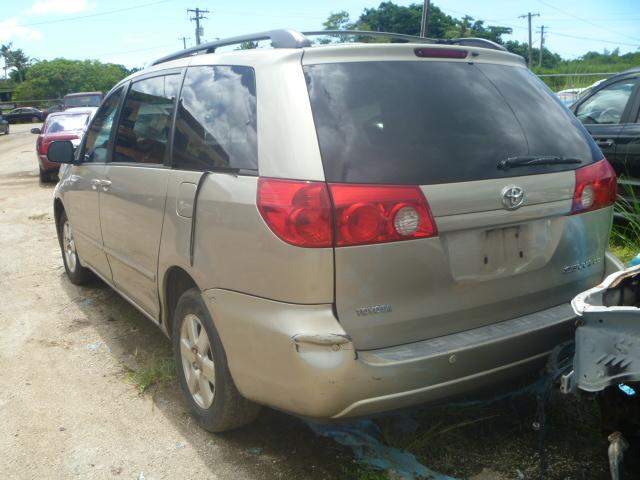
[0,124,352,480]
[0,123,637,480]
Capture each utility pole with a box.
[187,7,209,45]
[518,12,540,69]
[420,0,431,37]
[537,26,546,67]
[179,36,190,49]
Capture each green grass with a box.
[131,356,176,393]
[610,178,640,265]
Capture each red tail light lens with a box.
[257,178,333,248]
[571,159,617,215]
[329,184,437,246]
[258,179,438,248]
[40,139,52,155]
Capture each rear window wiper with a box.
[498,156,583,170]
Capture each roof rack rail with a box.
[151,29,311,65]
[307,30,506,51]
[151,28,507,66]
[302,30,435,44]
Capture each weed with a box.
[610,177,640,264]
[131,356,176,393]
[28,212,48,220]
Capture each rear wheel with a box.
[58,210,92,285]
[39,168,52,183]
[173,288,260,432]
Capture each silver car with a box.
[48,30,621,432]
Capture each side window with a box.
[113,74,181,164]
[576,79,637,125]
[173,65,257,171]
[83,88,123,163]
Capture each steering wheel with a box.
[599,107,622,124]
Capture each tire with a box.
[58,210,93,285]
[39,168,52,183]
[173,288,261,432]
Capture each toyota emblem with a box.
[501,185,525,210]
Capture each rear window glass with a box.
[304,61,600,185]
[45,114,89,133]
[64,95,102,108]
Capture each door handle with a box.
[596,139,615,148]
[90,178,101,190]
[100,180,112,192]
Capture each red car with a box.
[32,107,96,182]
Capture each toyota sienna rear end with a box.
[214,42,620,420]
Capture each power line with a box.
[16,0,174,27]
[537,0,640,43]
[438,6,639,50]
[546,30,639,48]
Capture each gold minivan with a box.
[48,30,621,432]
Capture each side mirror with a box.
[31,127,41,134]
[47,141,76,164]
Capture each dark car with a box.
[0,114,8,135]
[43,103,65,121]
[32,107,96,182]
[4,107,44,124]
[571,68,640,180]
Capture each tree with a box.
[323,11,352,31]
[238,41,258,50]
[6,49,32,82]
[1,43,12,79]
[321,2,510,44]
[13,59,130,100]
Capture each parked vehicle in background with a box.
[4,107,44,124]
[571,68,640,180]
[0,114,9,135]
[557,88,583,107]
[63,92,104,109]
[32,107,96,182]
[47,29,621,433]
[43,103,65,120]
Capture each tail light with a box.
[257,178,437,248]
[257,178,333,247]
[571,159,617,215]
[329,184,437,246]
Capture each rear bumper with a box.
[203,289,576,419]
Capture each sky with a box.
[1,0,639,69]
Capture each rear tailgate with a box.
[303,45,611,350]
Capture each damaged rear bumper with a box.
[562,265,640,394]
[203,289,576,419]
